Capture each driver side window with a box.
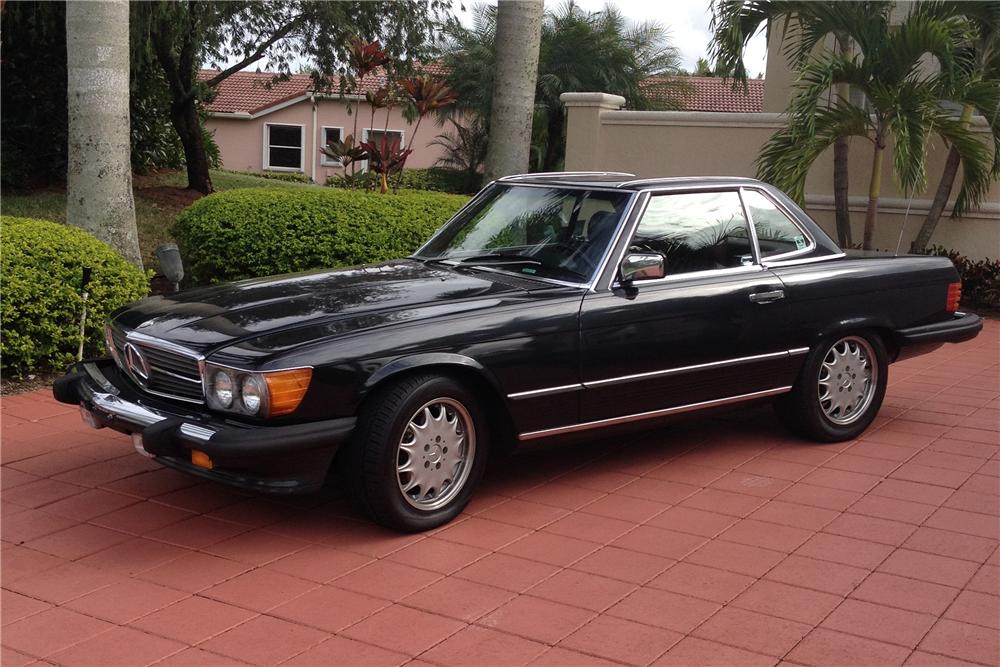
[631,191,754,276]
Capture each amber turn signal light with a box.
[191,449,213,469]
[946,282,961,313]
[263,368,313,417]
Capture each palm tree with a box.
[66,0,142,268]
[441,1,685,174]
[754,3,999,250]
[911,2,1000,253]
[536,1,685,170]
[710,1,886,247]
[484,0,544,180]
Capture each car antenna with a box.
[893,196,915,256]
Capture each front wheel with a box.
[775,333,888,442]
[349,374,488,532]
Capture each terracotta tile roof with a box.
[200,63,451,115]
[201,68,762,116]
[642,75,764,113]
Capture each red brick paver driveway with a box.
[3,323,998,667]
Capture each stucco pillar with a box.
[560,92,625,171]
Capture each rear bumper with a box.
[53,359,355,494]
[897,312,983,345]
[893,312,983,362]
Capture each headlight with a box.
[203,363,312,418]
[240,375,264,414]
[212,371,234,408]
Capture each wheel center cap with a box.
[839,375,852,389]
[428,445,443,463]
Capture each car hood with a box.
[113,259,544,356]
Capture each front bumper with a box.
[53,359,355,494]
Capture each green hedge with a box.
[173,187,469,284]
[326,167,482,195]
[1,216,149,376]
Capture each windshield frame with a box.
[413,182,637,288]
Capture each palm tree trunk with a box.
[863,139,885,251]
[66,0,143,269]
[832,37,853,248]
[834,137,852,247]
[484,0,544,181]
[910,103,974,254]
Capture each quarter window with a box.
[631,191,754,276]
[265,124,303,170]
[742,189,810,257]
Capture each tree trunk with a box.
[542,107,564,172]
[910,104,974,254]
[833,135,852,247]
[65,0,143,269]
[832,38,852,248]
[863,139,885,251]
[171,95,213,194]
[484,0,543,181]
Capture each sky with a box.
[451,0,769,76]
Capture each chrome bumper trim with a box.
[87,391,215,443]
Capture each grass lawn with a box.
[1,169,315,270]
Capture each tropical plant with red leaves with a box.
[344,38,391,176]
[392,75,458,187]
[320,134,368,169]
[360,133,412,193]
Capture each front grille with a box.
[110,325,204,403]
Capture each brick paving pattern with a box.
[2,322,997,666]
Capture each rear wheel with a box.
[775,333,887,442]
[349,374,488,531]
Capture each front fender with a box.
[362,352,504,397]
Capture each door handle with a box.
[749,289,785,304]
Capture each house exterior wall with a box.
[562,93,999,259]
[205,97,451,184]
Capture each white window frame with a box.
[319,126,345,166]
[263,123,305,172]
[360,127,406,172]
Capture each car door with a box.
[577,188,804,425]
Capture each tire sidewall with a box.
[796,331,888,441]
[371,376,489,531]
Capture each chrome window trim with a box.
[740,186,818,262]
[518,386,793,440]
[602,186,764,292]
[507,347,810,399]
[764,252,846,268]
[498,171,636,182]
[588,191,649,292]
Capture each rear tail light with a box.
[946,282,961,313]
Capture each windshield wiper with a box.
[455,251,542,266]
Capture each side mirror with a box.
[620,252,665,283]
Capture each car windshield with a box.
[416,184,632,283]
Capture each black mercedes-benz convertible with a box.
[55,173,982,530]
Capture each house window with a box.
[361,128,405,172]
[265,124,303,171]
[320,127,343,166]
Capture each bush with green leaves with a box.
[923,246,1000,310]
[1,216,149,376]
[173,187,469,284]
[326,167,481,194]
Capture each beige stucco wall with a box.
[205,96,451,184]
[562,93,999,258]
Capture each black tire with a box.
[348,373,489,532]
[775,332,888,442]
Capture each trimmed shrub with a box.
[173,187,469,284]
[1,216,149,376]
[326,167,482,194]
[220,168,313,183]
